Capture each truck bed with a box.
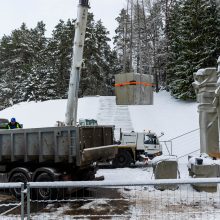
[0,126,115,166]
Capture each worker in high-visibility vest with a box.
[7,118,22,129]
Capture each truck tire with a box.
[35,172,57,200]
[112,150,132,168]
[77,168,96,180]
[9,172,29,199]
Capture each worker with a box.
[7,118,22,129]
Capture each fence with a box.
[0,182,24,219]
[0,178,216,219]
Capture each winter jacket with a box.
[7,122,22,129]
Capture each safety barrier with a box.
[23,178,220,219]
[1,178,220,219]
[0,182,24,219]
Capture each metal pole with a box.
[27,183,30,220]
[29,178,220,188]
[21,183,24,220]
[65,0,89,126]
[171,141,173,155]
[217,56,220,74]
[163,141,171,155]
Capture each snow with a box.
[195,68,205,76]
[151,155,177,165]
[129,91,198,140]
[0,91,197,138]
[98,167,153,182]
[188,154,220,168]
[97,96,133,139]
[0,96,100,128]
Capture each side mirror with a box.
[158,132,164,138]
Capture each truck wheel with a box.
[35,173,57,200]
[9,172,29,199]
[78,168,95,180]
[112,150,132,168]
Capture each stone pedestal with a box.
[189,163,219,192]
[153,159,178,190]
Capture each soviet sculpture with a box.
[193,68,219,154]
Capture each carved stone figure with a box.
[214,56,220,145]
[193,68,219,154]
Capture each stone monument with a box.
[192,68,219,154]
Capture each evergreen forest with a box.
[0,0,220,110]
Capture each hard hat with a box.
[11,118,16,122]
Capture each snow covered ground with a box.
[0,91,198,137]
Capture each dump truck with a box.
[0,125,115,199]
[112,131,163,167]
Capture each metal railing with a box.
[0,182,24,219]
[161,128,200,161]
[1,178,220,219]
[23,178,220,219]
[160,140,173,155]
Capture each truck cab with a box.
[120,131,162,159]
[112,130,162,168]
[0,118,9,129]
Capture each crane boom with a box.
[65,0,89,126]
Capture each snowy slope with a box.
[97,96,133,139]
[129,91,198,140]
[0,96,100,128]
[0,91,199,160]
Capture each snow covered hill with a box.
[0,91,200,160]
[97,96,133,139]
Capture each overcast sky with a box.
[0,0,126,45]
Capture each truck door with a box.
[144,134,158,153]
[136,133,145,150]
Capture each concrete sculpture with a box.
[193,68,219,154]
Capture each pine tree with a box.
[0,35,15,109]
[113,8,131,72]
[113,0,167,91]
[143,1,165,90]
[48,19,75,99]
[167,0,220,100]
[80,14,119,96]
[21,21,52,102]
[0,14,119,109]
[0,23,37,106]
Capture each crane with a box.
[65,0,90,126]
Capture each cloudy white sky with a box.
[0,0,126,44]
